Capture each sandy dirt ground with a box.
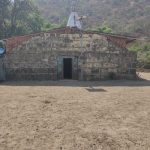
[0,73,150,150]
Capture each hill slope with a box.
[35,0,150,36]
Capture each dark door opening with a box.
[63,58,72,79]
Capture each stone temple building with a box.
[0,12,137,81]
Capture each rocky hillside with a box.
[35,0,150,36]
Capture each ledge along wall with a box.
[4,31,137,81]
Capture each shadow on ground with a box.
[86,87,107,92]
[0,79,150,87]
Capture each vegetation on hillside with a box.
[35,0,150,37]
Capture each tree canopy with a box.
[0,0,44,39]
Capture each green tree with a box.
[10,0,43,36]
[0,0,10,39]
[0,0,45,39]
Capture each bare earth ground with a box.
[0,73,150,150]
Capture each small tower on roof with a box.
[67,0,82,29]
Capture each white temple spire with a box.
[67,0,82,29]
[67,12,82,29]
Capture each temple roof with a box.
[4,27,136,53]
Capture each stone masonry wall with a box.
[4,32,137,80]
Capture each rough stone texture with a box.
[4,32,137,81]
